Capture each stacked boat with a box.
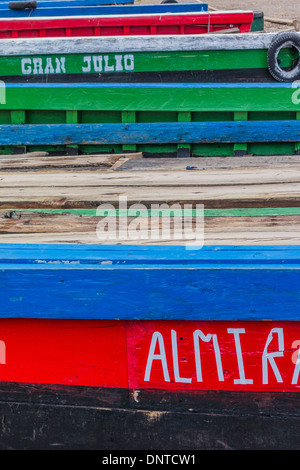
[0,0,299,450]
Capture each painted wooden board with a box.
[0,11,254,39]
[0,319,298,393]
[2,82,299,112]
[0,319,127,388]
[127,321,300,393]
[0,32,297,84]
[0,244,299,320]
[0,82,298,157]
[0,3,208,17]
[0,121,298,145]
[0,32,280,56]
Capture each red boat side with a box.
[0,11,254,38]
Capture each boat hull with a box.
[0,2,208,17]
[0,317,298,449]
[0,11,254,38]
[0,80,299,157]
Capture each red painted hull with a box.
[0,12,254,38]
[0,319,299,393]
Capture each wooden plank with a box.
[0,11,254,39]
[1,165,300,187]
[0,32,277,57]
[0,212,299,245]
[0,390,298,449]
[0,0,135,5]
[117,155,300,171]
[127,321,300,392]
[0,319,127,388]
[0,245,299,320]
[0,165,300,207]
[2,83,299,113]
[0,319,298,393]
[0,153,141,170]
[0,121,299,146]
[0,3,208,17]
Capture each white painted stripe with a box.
[0,32,288,56]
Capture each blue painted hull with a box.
[0,244,299,320]
[0,2,208,17]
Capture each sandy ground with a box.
[137,0,300,32]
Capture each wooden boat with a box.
[0,11,255,38]
[0,1,263,33]
[0,153,299,449]
[1,0,135,7]
[0,1,208,17]
[1,33,297,84]
[0,31,299,157]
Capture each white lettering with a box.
[115,54,123,72]
[193,329,224,382]
[92,55,103,72]
[104,55,114,72]
[44,57,55,74]
[21,58,32,75]
[124,54,134,71]
[227,328,253,385]
[291,341,300,384]
[82,56,91,73]
[32,57,43,75]
[55,57,66,74]
[262,328,284,384]
[171,329,191,383]
[144,331,170,382]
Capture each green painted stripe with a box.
[0,48,297,77]
[0,50,268,76]
[1,84,300,112]
[5,207,300,217]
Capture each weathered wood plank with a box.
[0,395,298,450]
[1,165,300,186]
[0,121,299,146]
[0,32,280,56]
[117,156,300,171]
[0,212,299,244]
[0,165,299,208]
[0,153,141,171]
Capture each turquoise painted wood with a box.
[0,244,299,321]
[0,121,299,145]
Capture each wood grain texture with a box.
[0,165,299,208]
[0,32,279,56]
[0,121,299,146]
[1,211,299,245]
